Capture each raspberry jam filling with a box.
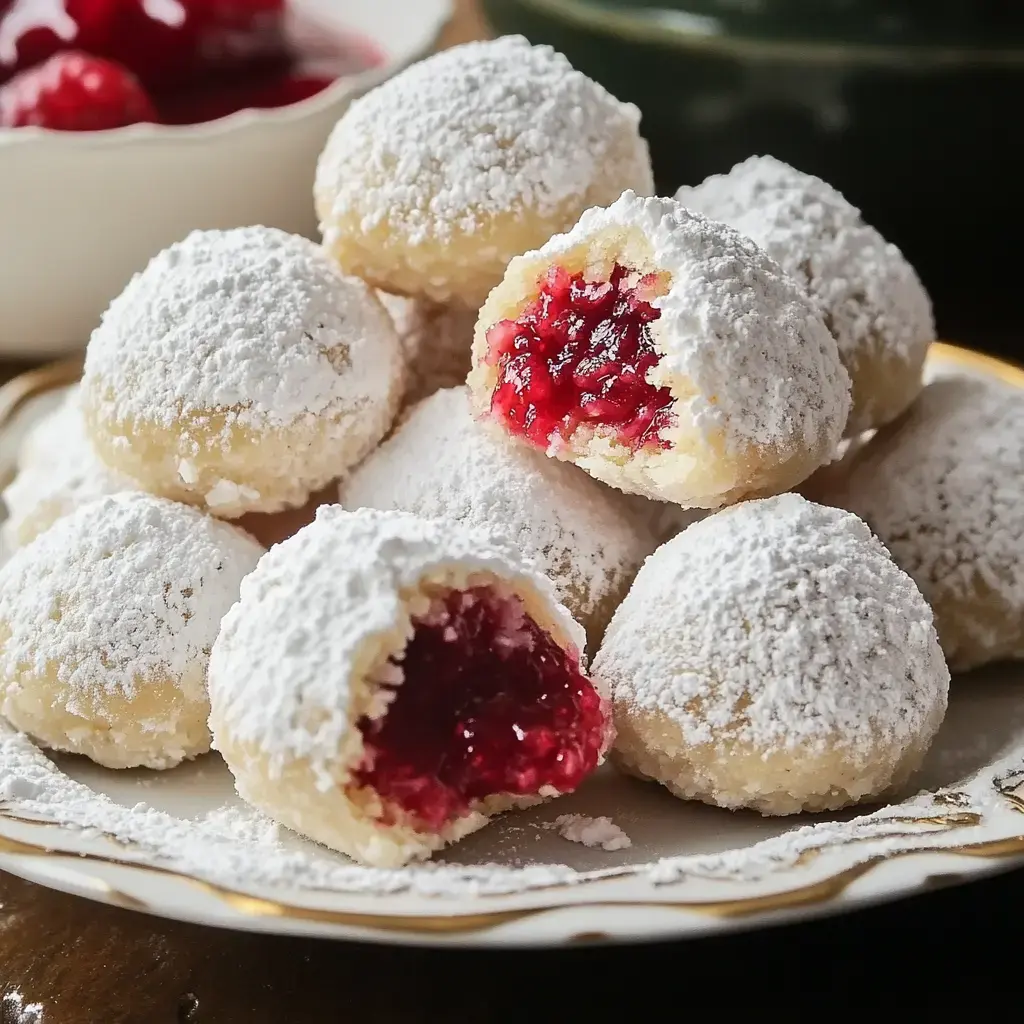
[351,586,605,832]
[485,263,675,452]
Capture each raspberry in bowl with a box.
[0,0,451,356]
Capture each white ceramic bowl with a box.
[0,0,451,358]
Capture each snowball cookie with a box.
[1,389,136,553]
[819,377,1024,671]
[315,35,654,310]
[677,156,934,437]
[593,494,949,815]
[376,293,476,407]
[209,506,612,868]
[468,191,851,509]
[339,387,657,646]
[81,226,405,519]
[0,494,264,770]
[15,384,82,472]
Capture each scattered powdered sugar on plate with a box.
[0,717,1013,899]
[553,814,632,851]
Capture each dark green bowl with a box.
[481,0,1024,346]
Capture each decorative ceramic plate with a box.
[0,343,1022,949]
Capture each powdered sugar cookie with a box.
[0,494,264,770]
[82,227,405,519]
[1,452,134,554]
[339,387,657,646]
[315,36,654,310]
[594,494,948,815]
[468,191,851,509]
[209,507,611,868]
[376,293,476,407]
[677,155,934,436]
[14,385,82,472]
[819,377,1024,671]
[1,389,136,554]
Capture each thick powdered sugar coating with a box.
[594,494,947,757]
[16,386,83,471]
[375,294,475,405]
[829,379,1024,617]
[316,36,650,244]
[0,494,264,700]
[676,156,934,367]
[1,391,135,552]
[83,226,400,433]
[339,387,655,632]
[209,507,586,784]
[1,450,132,552]
[533,192,850,453]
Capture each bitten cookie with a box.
[209,507,612,868]
[469,191,850,508]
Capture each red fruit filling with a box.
[485,263,675,452]
[351,586,605,832]
[0,0,384,126]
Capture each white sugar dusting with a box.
[825,377,1024,662]
[595,494,948,757]
[527,191,851,454]
[82,226,400,436]
[1,392,135,555]
[554,814,632,851]
[676,155,934,369]
[339,387,656,636]
[375,294,476,406]
[0,494,264,703]
[315,35,652,246]
[0,717,1012,898]
[208,507,587,788]
[14,385,84,471]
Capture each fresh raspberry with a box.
[0,0,287,91]
[0,0,113,81]
[0,50,156,129]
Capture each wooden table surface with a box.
[1,3,1021,1019]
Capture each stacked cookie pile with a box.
[0,37,1019,869]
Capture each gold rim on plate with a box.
[0,340,1022,940]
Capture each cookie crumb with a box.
[555,814,631,851]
